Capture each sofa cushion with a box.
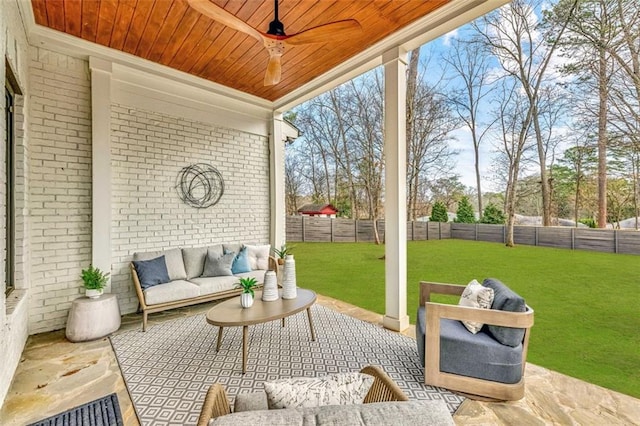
[458,279,494,334]
[416,306,523,384]
[245,244,271,270]
[263,372,373,409]
[230,247,252,274]
[202,252,235,277]
[210,401,454,426]
[132,256,170,290]
[482,278,526,347]
[189,276,238,296]
[133,248,187,281]
[223,243,243,256]
[182,247,207,279]
[143,280,200,305]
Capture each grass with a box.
[291,240,640,399]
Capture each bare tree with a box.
[491,79,535,246]
[443,36,495,216]
[476,0,577,226]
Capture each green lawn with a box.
[292,240,640,399]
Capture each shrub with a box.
[454,196,476,223]
[579,218,596,228]
[481,203,506,224]
[430,201,448,222]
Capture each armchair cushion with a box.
[482,278,526,347]
[417,307,523,384]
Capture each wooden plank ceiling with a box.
[31,0,450,101]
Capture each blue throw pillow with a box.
[482,278,526,347]
[133,255,170,290]
[230,247,251,274]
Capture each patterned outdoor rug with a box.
[28,393,123,426]
[111,304,464,425]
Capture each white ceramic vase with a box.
[262,270,279,302]
[85,288,103,299]
[240,292,254,308]
[282,254,297,299]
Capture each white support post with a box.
[270,113,286,250]
[89,57,113,290]
[382,47,410,332]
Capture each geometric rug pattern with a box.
[110,304,464,425]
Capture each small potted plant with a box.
[273,244,292,265]
[81,265,110,299]
[235,277,258,308]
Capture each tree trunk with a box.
[597,40,609,228]
[406,48,420,220]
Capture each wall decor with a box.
[176,163,224,208]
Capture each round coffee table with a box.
[206,288,316,374]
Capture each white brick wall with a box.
[1,0,32,407]
[28,47,92,334]
[110,105,270,314]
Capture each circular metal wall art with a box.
[176,163,224,208]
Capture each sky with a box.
[419,0,572,194]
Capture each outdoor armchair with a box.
[417,280,534,401]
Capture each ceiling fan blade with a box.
[186,0,263,42]
[284,20,362,46]
[264,53,282,86]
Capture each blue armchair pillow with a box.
[133,255,170,290]
[229,247,252,274]
[482,278,526,347]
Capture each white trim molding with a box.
[89,57,113,289]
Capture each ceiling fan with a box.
[187,0,362,86]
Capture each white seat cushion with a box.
[143,280,200,305]
[189,276,238,295]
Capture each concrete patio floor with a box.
[1,294,639,425]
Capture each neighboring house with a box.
[298,204,339,218]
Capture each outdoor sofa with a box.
[197,365,454,425]
[131,243,277,331]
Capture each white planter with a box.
[240,292,254,308]
[85,288,103,299]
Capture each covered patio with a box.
[1,0,640,424]
[3,296,639,425]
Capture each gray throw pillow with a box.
[133,255,170,290]
[482,278,526,347]
[202,251,235,277]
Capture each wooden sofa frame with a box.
[196,365,409,426]
[420,281,534,401]
[131,256,278,331]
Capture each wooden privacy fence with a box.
[285,216,640,255]
[450,223,640,255]
[285,216,451,243]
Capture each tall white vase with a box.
[282,254,297,299]
[262,270,279,302]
